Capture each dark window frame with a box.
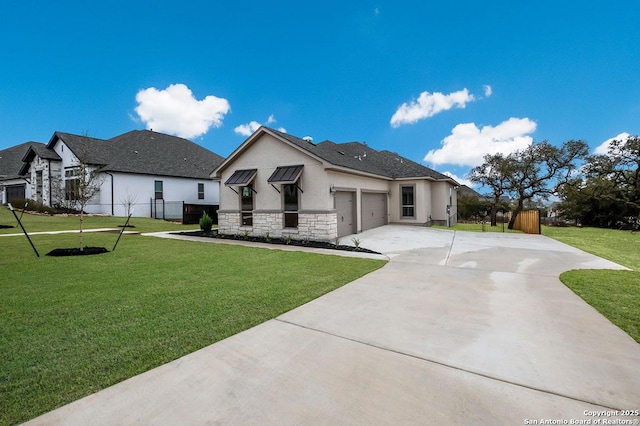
[241,184,254,226]
[154,180,163,200]
[283,183,299,228]
[64,167,80,201]
[401,185,415,218]
[198,183,205,200]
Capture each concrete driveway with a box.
[25,226,640,425]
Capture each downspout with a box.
[47,159,52,206]
[104,172,114,215]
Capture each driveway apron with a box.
[24,226,640,425]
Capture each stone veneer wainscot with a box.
[217,210,338,241]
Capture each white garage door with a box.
[335,191,355,237]
[361,192,387,231]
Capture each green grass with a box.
[0,215,385,425]
[542,225,639,344]
[0,206,194,235]
[542,225,640,270]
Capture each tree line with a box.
[463,136,639,230]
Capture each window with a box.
[283,184,299,228]
[198,183,204,200]
[154,180,163,199]
[241,185,254,226]
[401,185,415,218]
[268,165,304,229]
[64,167,80,200]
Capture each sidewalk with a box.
[1,228,139,237]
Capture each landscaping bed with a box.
[47,247,109,256]
[177,230,381,255]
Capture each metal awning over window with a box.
[267,165,304,184]
[225,169,257,186]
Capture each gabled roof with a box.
[21,130,224,180]
[18,143,64,175]
[48,132,112,165]
[105,130,224,179]
[0,142,48,180]
[457,185,483,198]
[214,126,457,184]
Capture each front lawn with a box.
[1,228,385,425]
[543,225,639,344]
[0,206,193,235]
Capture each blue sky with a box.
[2,1,639,186]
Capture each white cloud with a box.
[234,116,286,136]
[483,85,492,97]
[424,117,537,167]
[443,171,474,187]
[594,132,630,155]
[234,121,262,137]
[390,88,475,127]
[134,83,230,139]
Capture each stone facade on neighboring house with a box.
[16,130,225,218]
[0,142,48,205]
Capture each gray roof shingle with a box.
[266,127,455,182]
[0,142,47,180]
[37,130,225,179]
[105,130,224,179]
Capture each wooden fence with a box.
[512,210,541,234]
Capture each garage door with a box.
[335,191,355,237]
[362,192,387,231]
[6,184,26,202]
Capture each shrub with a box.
[9,198,57,215]
[352,237,361,250]
[199,212,213,232]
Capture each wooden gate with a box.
[513,210,541,234]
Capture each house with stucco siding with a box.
[212,127,458,241]
[17,130,224,218]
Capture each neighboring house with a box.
[457,184,483,199]
[0,142,46,205]
[213,127,459,241]
[18,130,225,218]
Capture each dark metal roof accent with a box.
[267,165,304,184]
[225,169,257,186]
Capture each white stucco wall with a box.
[20,139,219,218]
[430,181,457,225]
[219,134,328,213]
[52,140,79,166]
[88,173,220,217]
[388,180,434,225]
